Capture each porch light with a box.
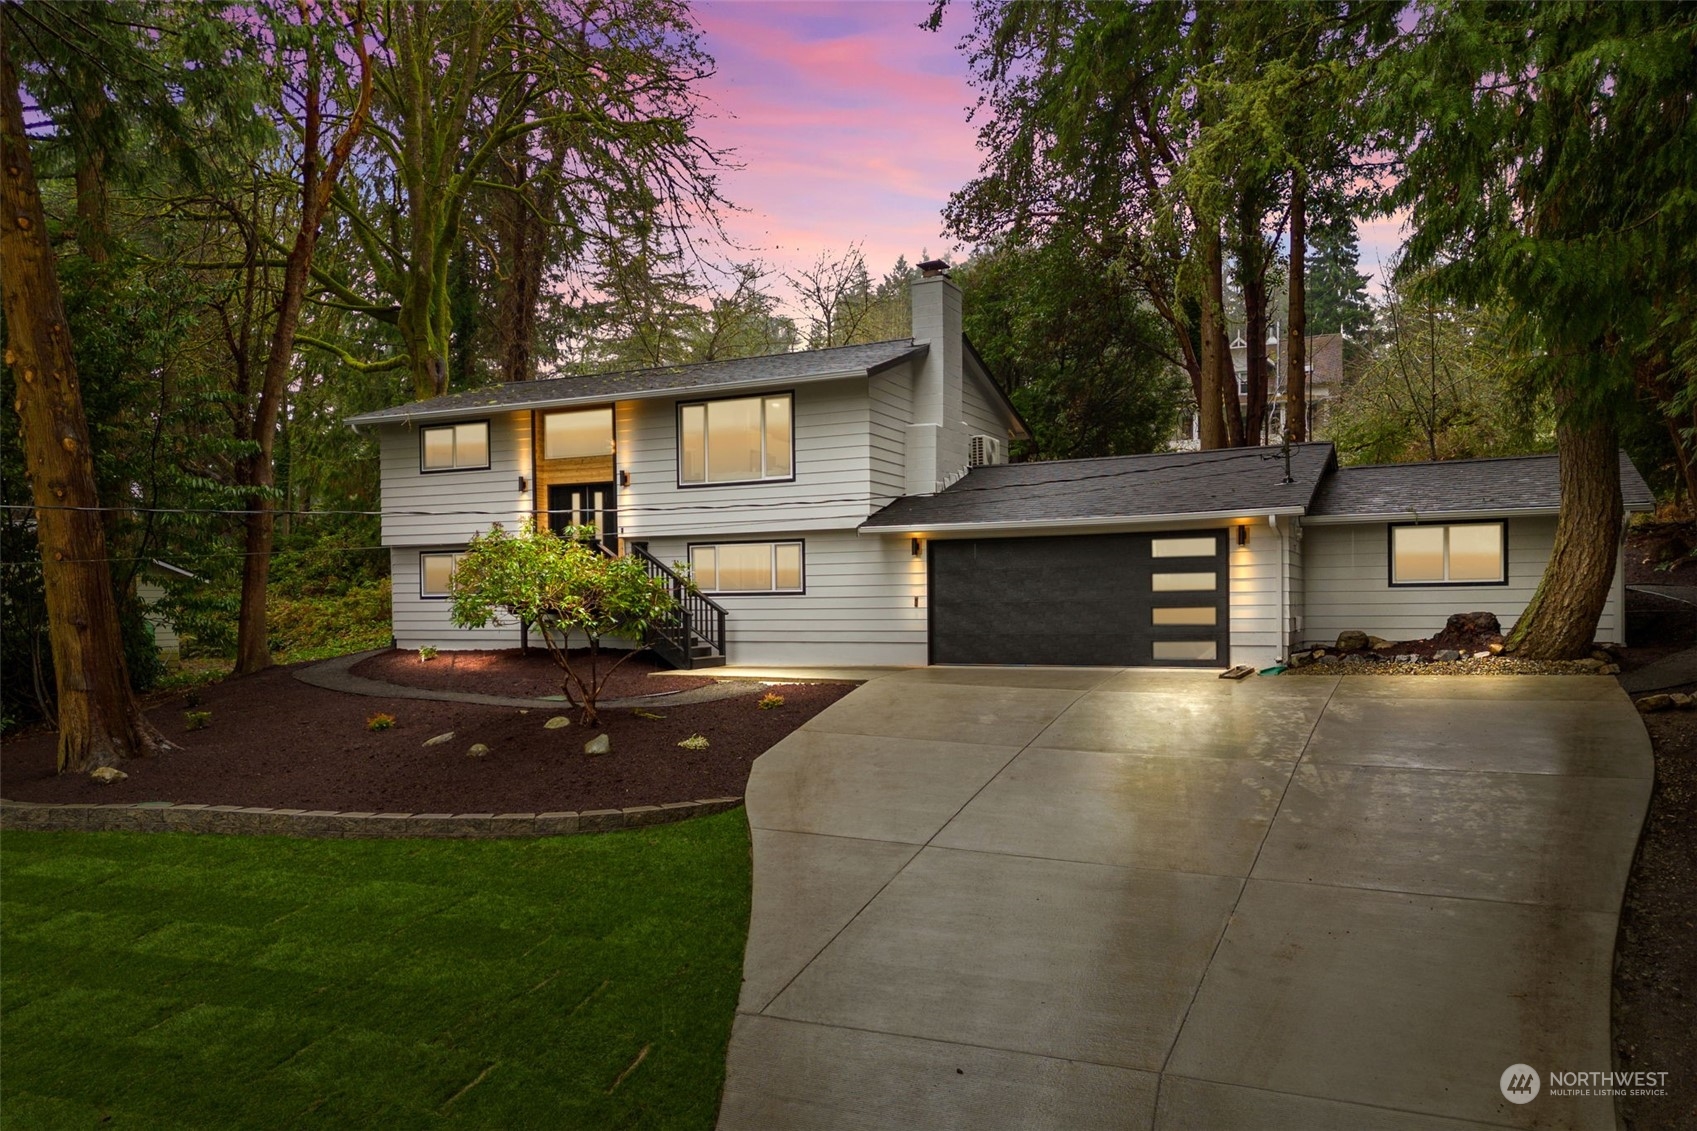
[619,469,630,487]
[1236,523,1249,548]
[518,475,528,493]
[911,537,923,557]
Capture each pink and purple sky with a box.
[690,1,1399,296]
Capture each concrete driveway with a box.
[717,668,1652,1131]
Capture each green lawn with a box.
[0,812,752,1129]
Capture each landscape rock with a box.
[1591,649,1614,663]
[1318,654,1341,666]
[1602,664,1622,675]
[1311,648,1326,660]
[1473,651,1492,660]
[1395,654,1420,663]
[1637,694,1675,713]
[1433,649,1462,662]
[1574,657,1607,672]
[1670,693,1695,709]
[1487,642,1506,655]
[89,766,128,784]
[1336,630,1369,653]
[467,743,489,758]
[584,734,611,755]
[1433,611,1503,653]
[1368,636,1394,652]
[543,716,571,730]
[423,731,455,747]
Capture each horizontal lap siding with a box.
[619,379,876,539]
[1229,520,1284,669]
[378,411,531,546]
[1288,521,1305,654]
[961,368,1011,444]
[642,530,926,666]
[389,548,522,650]
[868,366,912,505]
[1301,518,1624,644]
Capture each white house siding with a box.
[1286,519,1306,656]
[136,577,180,653]
[1228,518,1286,669]
[961,364,1012,447]
[378,409,531,546]
[1300,517,1626,646]
[389,547,524,650]
[640,529,927,666]
[617,378,877,540]
[867,364,913,505]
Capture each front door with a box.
[547,482,618,551]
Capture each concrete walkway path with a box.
[719,668,1652,1131]
[293,649,766,710]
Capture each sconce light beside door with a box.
[1236,523,1249,548]
[619,469,630,487]
[911,537,923,557]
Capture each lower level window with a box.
[420,551,467,598]
[689,541,803,594]
[1390,522,1505,585]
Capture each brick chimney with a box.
[906,261,965,495]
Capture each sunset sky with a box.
[690,1,1399,298]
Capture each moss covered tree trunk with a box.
[2,30,161,771]
[1507,412,1623,658]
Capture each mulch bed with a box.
[351,647,714,700]
[0,665,854,814]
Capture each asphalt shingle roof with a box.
[346,339,928,426]
[861,443,1338,531]
[1308,451,1654,518]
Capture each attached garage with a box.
[928,531,1229,667]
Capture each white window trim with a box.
[419,420,491,473]
[686,540,806,595]
[676,392,795,487]
[419,551,468,599]
[1388,521,1508,586]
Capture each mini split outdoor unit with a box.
[968,434,1005,468]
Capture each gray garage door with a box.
[928,531,1229,666]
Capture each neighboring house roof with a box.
[144,559,200,581]
[1306,451,1655,522]
[346,339,930,428]
[862,443,1337,533]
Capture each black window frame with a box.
[675,391,797,489]
[1386,520,1509,588]
[418,550,467,599]
[684,539,806,596]
[418,419,492,474]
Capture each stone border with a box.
[0,795,742,838]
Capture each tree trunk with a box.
[1507,412,1623,658]
[233,9,371,674]
[1243,252,1269,445]
[1286,173,1308,442]
[72,95,111,263]
[1197,225,1228,450]
[2,31,162,772]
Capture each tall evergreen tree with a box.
[1305,213,1374,338]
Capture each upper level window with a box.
[1390,522,1506,585]
[420,421,489,472]
[678,393,792,485]
[542,407,613,460]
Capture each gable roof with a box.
[861,443,1337,533]
[346,339,929,428]
[1306,451,1655,522]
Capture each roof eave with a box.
[860,505,1309,536]
[344,360,914,428]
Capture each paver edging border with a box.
[0,795,743,838]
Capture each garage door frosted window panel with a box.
[1151,572,1216,591]
[679,395,792,484]
[420,422,489,471]
[1152,640,1217,661]
[420,552,466,598]
[1152,607,1216,626]
[1151,537,1217,558]
[1391,523,1505,584]
[689,542,802,593]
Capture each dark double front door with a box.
[547,482,617,550]
[927,531,1230,667]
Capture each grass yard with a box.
[0,811,751,1129]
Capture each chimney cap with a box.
[918,259,950,278]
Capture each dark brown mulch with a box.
[1614,680,1697,1131]
[0,666,854,813]
[351,647,714,700]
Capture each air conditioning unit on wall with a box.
[968,434,1005,468]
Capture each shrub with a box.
[757,692,785,710]
[417,645,438,661]
[183,709,212,731]
[366,712,397,731]
[677,734,709,751]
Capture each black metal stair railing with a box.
[627,543,728,670]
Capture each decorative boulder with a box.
[89,766,128,784]
[1433,649,1463,662]
[423,731,455,747]
[1336,630,1369,653]
[543,716,571,730]
[1637,694,1675,713]
[1368,636,1394,652]
[467,743,489,758]
[1432,611,1502,653]
[1669,693,1695,709]
[584,733,611,755]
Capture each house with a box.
[347,265,1654,670]
[135,559,198,655]
[1173,330,1358,450]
